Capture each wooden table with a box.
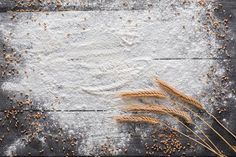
[0,0,236,156]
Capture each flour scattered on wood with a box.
[1,0,234,155]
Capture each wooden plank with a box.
[0,0,236,156]
[0,0,160,12]
[0,10,222,59]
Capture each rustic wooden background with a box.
[0,0,236,156]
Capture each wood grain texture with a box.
[0,0,236,156]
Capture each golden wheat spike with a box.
[119,90,166,99]
[114,115,160,124]
[156,79,204,109]
[124,104,192,124]
[162,106,193,124]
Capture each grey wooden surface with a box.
[0,0,236,156]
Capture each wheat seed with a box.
[156,79,204,109]
[124,104,192,124]
[120,90,166,99]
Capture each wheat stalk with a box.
[123,104,192,124]
[176,115,222,155]
[183,105,236,153]
[167,95,234,153]
[124,105,221,153]
[155,107,220,153]
[123,105,222,153]
[233,146,236,152]
[192,121,222,154]
[156,78,236,150]
[114,115,222,156]
[205,109,236,141]
[114,115,160,124]
[120,90,166,99]
[156,79,204,109]
[122,104,222,154]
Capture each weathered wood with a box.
[0,0,160,12]
[0,0,236,156]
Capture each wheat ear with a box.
[120,90,166,99]
[114,115,222,156]
[157,79,236,143]
[123,104,192,124]
[156,79,204,109]
[114,115,160,124]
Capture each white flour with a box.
[0,0,229,155]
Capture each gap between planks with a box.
[0,109,108,112]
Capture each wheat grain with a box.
[114,115,160,124]
[164,124,224,157]
[198,0,206,6]
[124,104,192,124]
[156,79,204,109]
[120,90,166,99]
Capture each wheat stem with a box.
[123,104,221,154]
[176,119,210,149]
[167,100,222,154]
[162,123,223,157]
[114,115,223,156]
[164,111,222,155]
[192,121,222,154]
[205,109,236,141]
[156,78,236,151]
[166,113,216,152]
[183,106,236,152]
